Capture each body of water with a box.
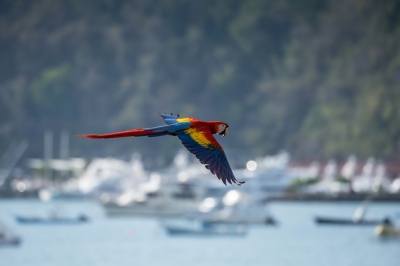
[1,200,399,266]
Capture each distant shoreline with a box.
[268,193,400,202]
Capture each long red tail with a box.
[76,129,157,139]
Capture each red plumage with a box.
[76,129,158,139]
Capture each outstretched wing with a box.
[176,127,244,186]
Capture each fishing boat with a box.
[15,204,89,225]
[161,218,247,236]
[315,199,382,225]
[15,214,89,225]
[314,216,382,225]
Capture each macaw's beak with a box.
[219,127,228,137]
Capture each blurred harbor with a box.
[2,143,400,203]
[1,148,400,265]
[1,143,400,222]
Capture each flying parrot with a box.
[77,113,245,186]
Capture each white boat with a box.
[0,221,21,246]
[161,218,247,236]
[102,151,280,220]
[102,181,201,217]
[193,187,277,225]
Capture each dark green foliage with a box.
[0,0,399,162]
[334,176,351,183]
[289,177,320,189]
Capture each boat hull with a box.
[315,216,382,225]
[162,219,247,236]
[15,216,89,225]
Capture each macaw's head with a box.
[217,123,229,137]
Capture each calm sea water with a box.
[1,199,399,266]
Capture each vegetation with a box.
[289,177,320,189]
[0,0,399,164]
[334,176,351,184]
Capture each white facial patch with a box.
[217,124,226,134]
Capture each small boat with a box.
[0,221,21,247]
[315,198,382,225]
[374,218,400,237]
[162,219,247,236]
[15,214,89,225]
[16,205,89,225]
[315,216,382,225]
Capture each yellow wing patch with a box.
[176,118,191,123]
[184,128,212,148]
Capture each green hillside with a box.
[0,0,399,163]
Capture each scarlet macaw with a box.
[77,113,245,186]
